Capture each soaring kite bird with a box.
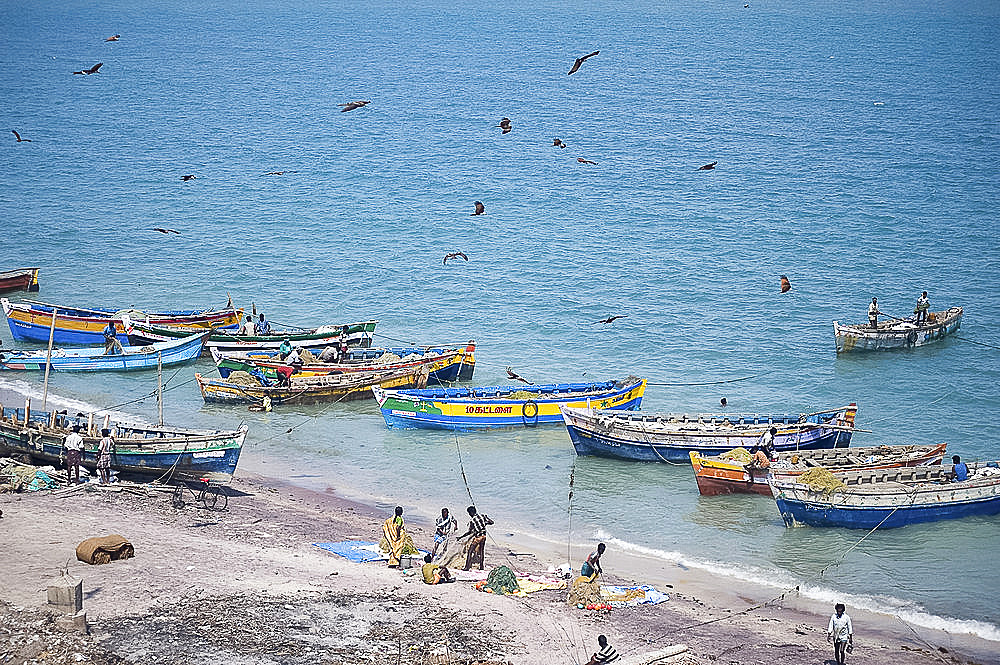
[597,315,627,324]
[497,117,512,134]
[73,62,103,75]
[471,201,485,216]
[443,252,468,264]
[181,175,196,181]
[577,157,597,165]
[11,130,31,143]
[505,366,533,385]
[105,34,120,42]
[568,50,600,75]
[552,138,567,148]
[698,161,717,171]
[153,228,180,235]
[339,100,370,112]
[780,275,791,293]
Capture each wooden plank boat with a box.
[373,376,646,430]
[561,404,858,462]
[689,443,948,496]
[125,318,379,354]
[770,462,1000,529]
[0,331,209,372]
[212,342,476,385]
[196,364,430,406]
[834,307,962,353]
[0,402,247,480]
[0,268,40,294]
[1,298,242,345]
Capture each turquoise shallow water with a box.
[2,0,999,644]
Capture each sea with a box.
[2,0,999,650]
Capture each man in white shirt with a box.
[63,425,85,484]
[827,602,854,664]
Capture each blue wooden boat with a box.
[561,404,858,462]
[0,331,209,371]
[0,403,247,480]
[770,463,1000,529]
[373,376,646,430]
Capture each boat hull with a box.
[2,298,241,345]
[0,407,247,479]
[374,377,646,430]
[0,332,208,371]
[126,319,379,353]
[834,307,962,353]
[197,367,429,406]
[563,404,857,462]
[0,268,40,294]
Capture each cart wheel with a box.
[171,484,184,509]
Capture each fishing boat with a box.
[0,402,247,480]
[1,298,242,345]
[561,404,858,463]
[0,331,209,372]
[125,318,379,353]
[689,442,948,496]
[212,341,476,385]
[196,364,431,406]
[770,462,1000,529]
[0,268,40,294]
[834,307,962,353]
[373,376,646,430]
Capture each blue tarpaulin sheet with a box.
[313,541,388,563]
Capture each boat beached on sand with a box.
[834,307,962,353]
[374,376,646,430]
[689,442,948,496]
[562,404,858,462]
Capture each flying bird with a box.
[697,161,717,171]
[264,171,298,176]
[339,100,371,112]
[597,315,627,324]
[443,252,469,264]
[105,34,120,42]
[780,275,791,293]
[505,366,533,385]
[181,174,196,181]
[153,228,180,235]
[471,201,485,216]
[568,50,600,75]
[577,157,597,165]
[552,138,567,148]
[72,62,103,75]
[498,117,512,134]
[11,130,31,143]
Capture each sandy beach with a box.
[2,467,994,665]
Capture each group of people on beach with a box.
[61,425,115,484]
[381,505,494,585]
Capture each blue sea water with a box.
[2,0,1000,647]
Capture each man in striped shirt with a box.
[457,505,494,571]
[585,635,620,664]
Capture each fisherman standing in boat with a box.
[868,297,882,329]
[102,321,124,355]
[914,291,930,325]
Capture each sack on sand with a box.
[76,535,134,565]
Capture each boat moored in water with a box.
[0,268,40,294]
[834,307,962,353]
[125,318,379,354]
[0,331,209,372]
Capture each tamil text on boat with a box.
[562,404,858,462]
[374,376,646,430]
[0,268,40,294]
[0,331,209,372]
[689,442,948,496]
[834,307,962,353]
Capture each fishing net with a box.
[798,467,845,494]
[375,353,402,364]
[484,565,520,595]
[0,460,59,493]
[720,447,752,463]
[567,576,603,606]
[227,371,260,386]
[298,349,315,363]
[507,390,540,400]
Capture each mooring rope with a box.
[645,374,757,387]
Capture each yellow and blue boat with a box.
[373,376,645,430]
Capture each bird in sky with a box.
[152,228,180,235]
[698,161,718,170]
[472,201,485,216]
[443,252,469,264]
[73,62,103,75]
[264,171,298,176]
[568,50,600,75]
[780,275,791,293]
[597,315,627,324]
[498,117,512,134]
[339,100,370,112]
[506,366,533,385]
[181,174,196,181]
[553,138,567,148]
[105,34,120,42]
[11,130,31,143]
[577,157,597,165]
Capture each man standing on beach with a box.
[581,543,605,582]
[63,425,85,484]
[585,635,620,664]
[97,428,114,484]
[432,507,458,559]
[827,603,854,665]
[457,505,493,571]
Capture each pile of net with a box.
[298,349,316,363]
[76,535,134,565]
[0,459,59,493]
[227,371,260,386]
[507,390,540,400]
[481,565,520,595]
[798,467,845,494]
[567,576,603,606]
[719,447,752,463]
[378,532,421,556]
